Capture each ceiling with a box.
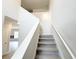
[21,0,49,11]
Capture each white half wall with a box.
[19,7,39,45]
[49,0,76,57]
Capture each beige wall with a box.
[2,17,12,55]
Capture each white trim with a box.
[52,25,76,59]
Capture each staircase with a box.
[35,35,61,59]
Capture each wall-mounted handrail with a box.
[51,24,75,59]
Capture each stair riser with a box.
[35,54,61,59]
[38,44,56,47]
[39,35,54,38]
[39,39,55,42]
[37,51,59,55]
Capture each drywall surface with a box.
[49,0,76,57]
[3,0,21,22]
[32,12,53,35]
[23,24,40,59]
[51,26,73,59]
[19,7,39,45]
[11,22,40,59]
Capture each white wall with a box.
[19,7,39,44]
[49,0,76,57]
[32,12,53,35]
[3,0,21,23]
[51,26,73,59]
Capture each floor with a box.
[2,41,18,59]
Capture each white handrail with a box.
[11,21,39,59]
[51,24,75,59]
